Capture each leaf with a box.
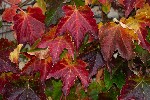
[22,53,52,81]
[51,80,62,100]
[7,88,41,100]
[0,38,18,73]
[2,5,18,22]
[38,33,74,64]
[9,44,23,64]
[101,3,111,14]
[99,22,134,62]
[88,81,101,100]
[45,0,64,26]
[104,69,125,90]
[5,0,21,5]
[56,5,98,49]
[98,0,112,13]
[119,0,145,17]
[46,55,89,95]
[13,7,45,45]
[121,15,150,51]
[0,72,19,94]
[34,0,46,14]
[118,75,150,100]
[80,48,104,77]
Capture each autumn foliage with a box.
[1,0,150,99]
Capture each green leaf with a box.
[101,4,111,14]
[65,0,85,7]
[73,0,85,7]
[45,80,62,100]
[45,0,64,26]
[52,80,62,100]
[88,81,101,100]
[104,69,125,90]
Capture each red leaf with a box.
[47,55,89,95]
[13,7,45,45]
[119,0,145,17]
[2,5,18,22]
[56,5,98,49]
[38,33,74,64]
[22,53,52,81]
[0,38,18,73]
[99,22,134,62]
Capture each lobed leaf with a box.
[13,7,45,45]
[56,5,98,49]
[99,22,134,62]
[2,5,18,22]
[38,32,74,64]
[46,55,89,95]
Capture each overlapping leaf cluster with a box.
[1,0,150,99]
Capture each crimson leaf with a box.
[46,55,89,95]
[56,5,98,49]
[13,7,45,45]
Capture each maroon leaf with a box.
[118,75,150,100]
[99,22,134,62]
[0,38,18,73]
[13,7,45,45]
[80,47,104,77]
[56,5,98,49]
[119,0,145,17]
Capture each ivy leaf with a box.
[118,75,150,100]
[47,55,89,95]
[99,22,134,62]
[2,5,18,22]
[38,33,74,64]
[56,5,98,49]
[22,53,52,81]
[0,38,18,73]
[13,7,45,45]
[118,0,145,17]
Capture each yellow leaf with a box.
[9,44,23,64]
[135,3,150,20]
